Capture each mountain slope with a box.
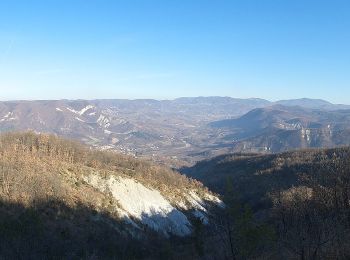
[183,147,350,210]
[210,105,350,153]
[276,98,350,110]
[0,97,349,166]
[183,147,350,258]
[0,132,222,258]
[0,98,271,165]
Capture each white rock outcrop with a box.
[83,173,222,237]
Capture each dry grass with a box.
[0,131,210,207]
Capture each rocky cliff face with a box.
[83,173,222,237]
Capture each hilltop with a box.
[1,97,350,166]
[0,132,221,259]
[210,105,350,153]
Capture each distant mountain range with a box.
[0,97,350,166]
[210,105,350,153]
[275,98,350,110]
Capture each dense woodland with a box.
[184,148,350,259]
[1,132,350,259]
[0,132,212,259]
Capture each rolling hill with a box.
[0,132,222,259]
[0,97,350,166]
[210,105,350,153]
[183,147,350,210]
[182,147,350,258]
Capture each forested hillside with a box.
[184,148,350,259]
[3,132,350,259]
[0,132,221,259]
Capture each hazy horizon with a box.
[0,96,349,106]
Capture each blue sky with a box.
[0,0,349,103]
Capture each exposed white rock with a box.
[104,129,112,135]
[67,107,79,114]
[84,174,192,236]
[187,191,207,212]
[0,112,16,122]
[67,105,95,116]
[203,192,225,208]
[97,115,111,128]
[301,128,312,143]
[4,112,12,118]
[75,117,85,123]
[79,105,95,115]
